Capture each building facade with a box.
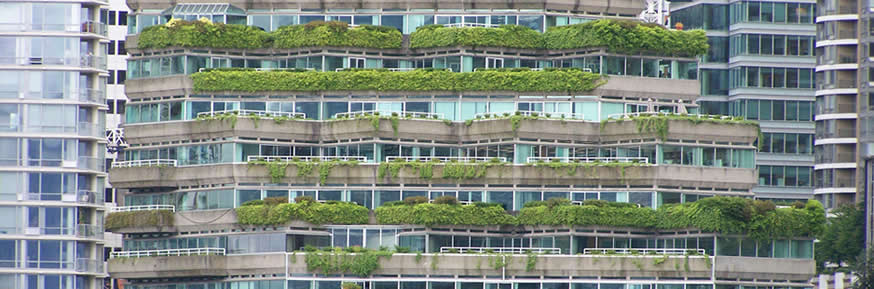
[0,0,111,288]
[107,1,821,289]
[671,0,818,203]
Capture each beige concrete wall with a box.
[123,117,758,147]
[108,253,812,282]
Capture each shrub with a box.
[375,202,516,226]
[544,19,708,56]
[138,18,271,49]
[523,200,546,208]
[342,283,362,289]
[582,199,608,207]
[105,210,175,231]
[241,199,265,206]
[433,195,459,205]
[545,197,571,208]
[237,201,369,225]
[403,196,429,205]
[410,24,544,49]
[294,196,315,203]
[263,196,289,206]
[190,69,604,93]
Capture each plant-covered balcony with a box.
[189,68,604,94]
[230,195,825,240]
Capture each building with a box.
[106,1,822,289]
[0,0,111,288]
[670,0,817,203]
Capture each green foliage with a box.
[518,197,825,240]
[304,248,393,276]
[138,19,271,49]
[196,111,239,129]
[544,19,708,57]
[236,199,369,225]
[525,252,538,271]
[816,204,865,273]
[601,114,760,141]
[410,24,544,49]
[442,159,507,180]
[432,195,459,205]
[248,159,359,184]
[138,20,401,50]
[274,21,402,49]
[375,202,517,226]
[105,210,174,231]
[342,283,362,289]
[190,68,603,94]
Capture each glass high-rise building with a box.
[672,0,818,203]
[0,0,110,288]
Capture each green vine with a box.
[601,113,760,142]
[304,248,393,276]
[525,252,538,271]
[652,255,668,266]
[430,254,440,270]
[248,159,359,184]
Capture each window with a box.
[117,70,126,84]
[107,70,115,85]
[108,40,116,55]
[118,41,126,55]
[108,11,116,25]
[119,12,128,26]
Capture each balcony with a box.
[75,258,106,275]
[77,156,106,172]
[18,190,102,204]
[77,122,103,138]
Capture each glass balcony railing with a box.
[0,55,107,70]
[0,21,107,36]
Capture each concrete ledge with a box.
[714,256,815,281]
[109,163,756,192]
[122,118,758,146]
[107,253,812,281]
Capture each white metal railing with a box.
[197,67,315,72]
[247,155,368,162]
[443,23,500,28]
[111,159,177,168]
[110,248,226,258]
[529,67,593,73]
[197,109,306,119]
[109,205,176,213]
[334,67,423,72]
[606,112,735,120]
[385,156,507,163]
[526,157,649,164]
[440,247,562,254]
[429,200,473,205]
[474,111,585,120]
[332,110,444,120]
[570,200,643,208]
[583,248,706,255]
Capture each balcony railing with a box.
[78,122,102,138]
[76,224,104,239]
[606,112,733,120]
[475,110,586,120]
[440,247,562,254]
[333,110,444,120]
[77,190,101,204]
[0,56,106,70]
[583,248,707,255]
[385,156,507,163]
[75,258,105,274]
[443,23,501,28]
[197,109,305,119]
[78,88,106,104]
[111,159,178,168]
[19,191,100,204]
[526,156,650,163]
[110,205,176,213]
[77,157,105,172]
[0,21,107,36]
[110,248,226,258]
[247,155,368,162]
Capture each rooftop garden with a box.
[136,18,707,57]
[233,195,825,240]
[137,19,402,49]
[190,68,604,93]
[600,113,762,142]
[411,20,708,56]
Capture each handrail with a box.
[197,109,306,119]
[334,67,423,72]
[526,156,649,164]
[332,110,444,120]
[583,248,706,255]
[247,155,368,162]
[606,112,734,120]
[440,247,562,254]
[110,205,176,213]
[385,156,506,163]
[111,159,178,168]
[110,248,226,258]
[474,111,585,120]
[197,67,316,72]
[443,23,500,28]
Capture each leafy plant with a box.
[236,200,369,225]
[105,210,174,231]
[304,248,393,276]
[191,68,604,94]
